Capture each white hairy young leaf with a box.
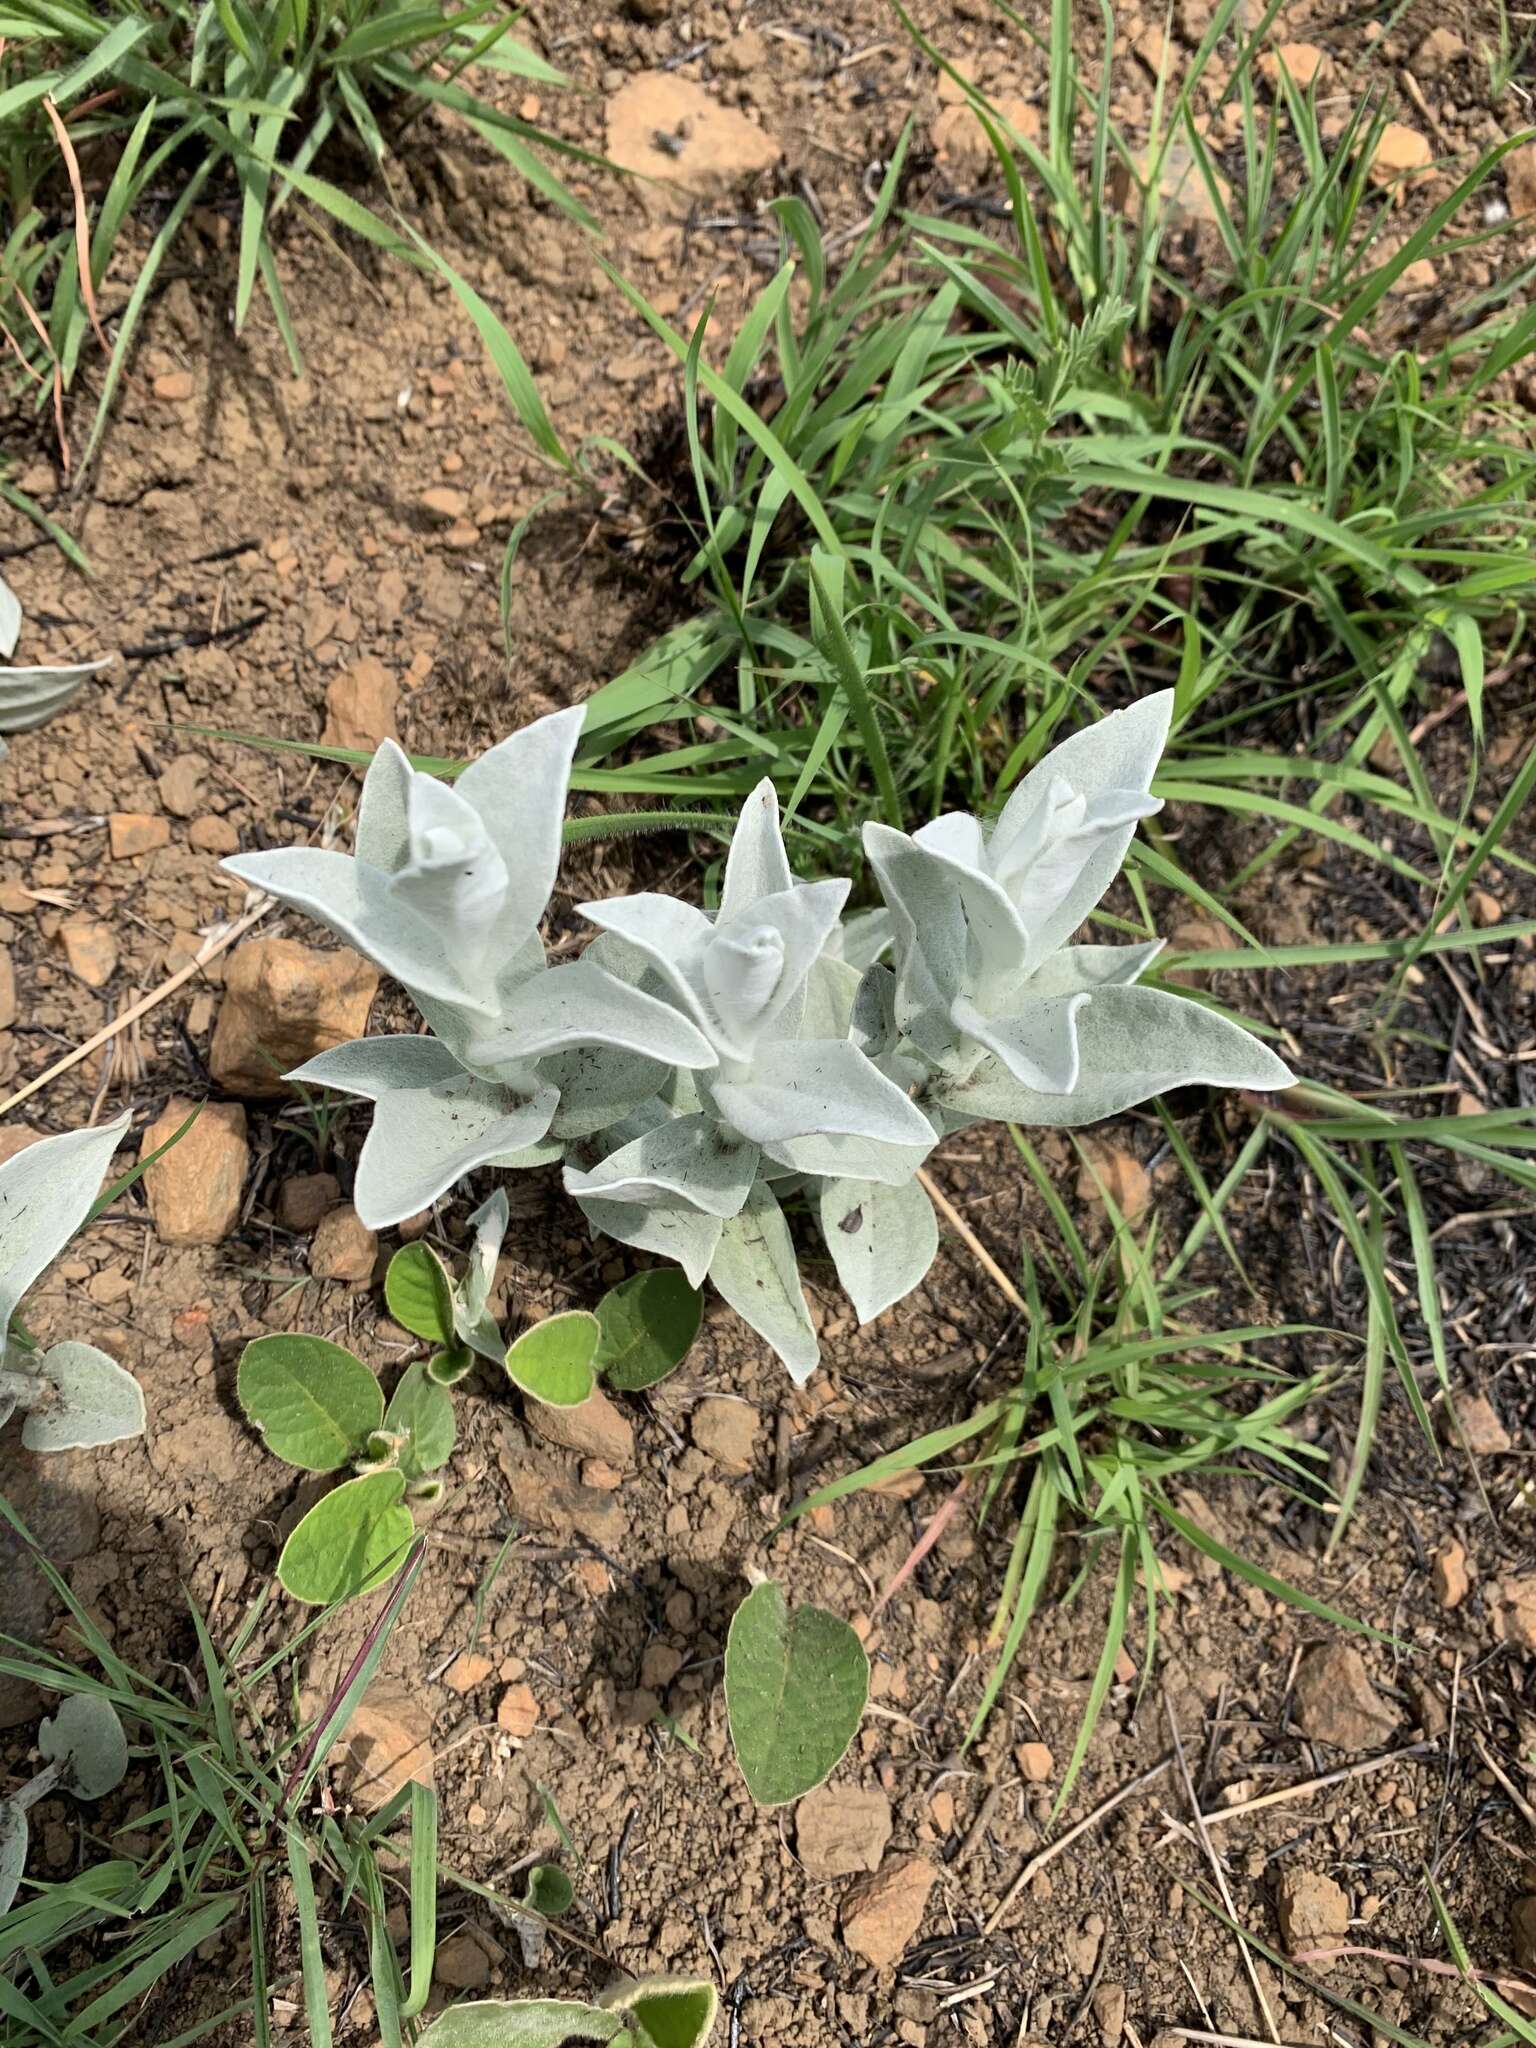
[22,1342,147,1452]
[0,1117,131,1341]
[818,1176,939,1324]
[0,656,112,736]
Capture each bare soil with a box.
[3,1,1536,2043]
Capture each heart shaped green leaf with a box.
[383,1361,455,1478]
[239,1335,384,1472]
[385,1242,455,1345]
[503,1311,601,1408]
[594,1270,702,1393]
[277,1471,413,1604]
[613,1981,719,2048]
[724,1581,868,1807]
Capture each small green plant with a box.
[0,1497,436,2045]
[0,1695,129,1912]
[723,1580,868,1807]
[239,1333,446,1601]
[242,1237,704,1600]
[0,0,600,468]
[418,1980,719,2048]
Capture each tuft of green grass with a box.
[0,0,602,472]
[0,1496,435,2047]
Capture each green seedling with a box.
[386,1189,510,1385]
[724,1580,869,1807]
[502,1269,705,1412]
[238,1334,448,1602]
[417,1978,718,2048]
[0,1696,128,1913]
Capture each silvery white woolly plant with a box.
[0,1116,146,1451]
[224,692,1291,1383]
[224,709,719,1225]
[566,782,937,1380]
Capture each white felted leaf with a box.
[986,691,1172,965]
[708,1184,819,1383]
[577,1192,723,1289]
[0,574,19,661]
[720,776,794,920]
[950,991,1088,1093]
[819,1176,938,1323]
[828,906,893,973]
[0,1115,129,1342]
[1024,940,1165,994]
[576,892,716,1035]
[564,1114,759,1218]
[760,1127,934,1186]
[286,1034,468,1099]
[22,1342,145,1452]
[861,822,970,1060]
[798,953,862,1042]
[933,982,1292,1126]
[0,657,111,734]
[386,771,510,948]
[354,737,415,869]
[543,1045,669,1140]
[707,1038,936,1149]
[223,848,485,1013]
[911,815,1031,997]
[698,878,848,1055]
[453,704,584,946]
[469,958,717,1072]
[350,1071,559,1227]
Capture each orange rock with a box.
[840,1853,937,1969]
[337,1684,433,1811]
[496,1681,539,1739]
[605,72,779,193]
[310,1204,377,1284]
[108,812,170,859]
[1368,124,1434,201]
[1432,1539,1470,1610]
[209,937,379,1096]
[152,370,194,402]
[1258,41,1329,90]
[443,1651,495,1692]
[1016,1741,1053,1782]
[1075,1138,1151,1220]
[58,917,118,988]
[142,1095,249,1247]
[321,656,399,753]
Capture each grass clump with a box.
[0,1500,438,2047]
[0,0,598,470]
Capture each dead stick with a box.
[0,899,271,1118]
[1167,1693,1281,2047]
[982,1754,1171,1936]
[918,1167,1028,1315]
[1193,1741,1433,1828]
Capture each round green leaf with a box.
[277,1472,413,1605]
[238,1335,384,1472]
[428,1341,475,1386]
[724,1581,869,1807]
[612,1980,719,2048]
[38,1696,129,1800]
[385,1243,455,1344]
[503,1311,600,1409]
[594,1270,703,1393]
[521,1863,574,1920]
[383,1360,456,1478]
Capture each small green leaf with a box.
[238,1335,384,1472]
[38,1696,129,1800]
[277,1472,414,1605]
[386,1243,456,1344]
[616,1981,719,2048]
[520,1864,574,1920]
[725,1582,868,1807]
[594,1270,702,1392]
[428,1342,475,1386]
[416,2002,626,2048]
[384,1361,456,1478]
[503,1311,601,1408]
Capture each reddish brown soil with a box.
[3,1,1536,2043]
